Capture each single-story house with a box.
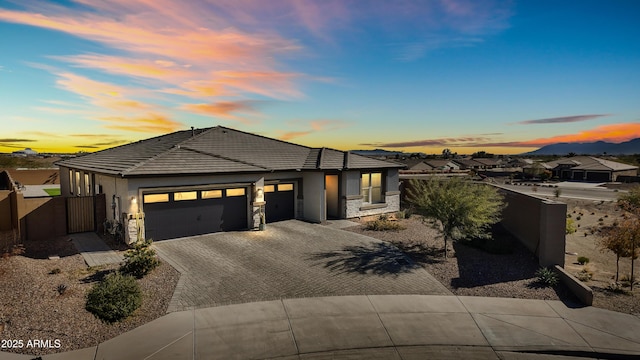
[540,156,638,182]
[400,159,433,172]
[472,158,502,169]
[56,126,402,241]
[424,160,460,171]
[452,158,484,170]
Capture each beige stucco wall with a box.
[496,185,566,267]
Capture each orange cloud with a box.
[181,101,261,123]
[279,119,349,140]
[100,113,183,133]
[56,54,195,82]
[515,123,640,147]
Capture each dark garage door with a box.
[586,172,610,182]
[265,183,295,223]
[143,187,248,241]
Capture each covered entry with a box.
[265,183,295,223]
[143,187,248,240]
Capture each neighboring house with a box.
[399,159,433,172]
[473,158,502,169]
[540,156,638,182]
[56,126,403,241]
[11,148,38,157]
[424,160,460,171]
[452,158,484,170]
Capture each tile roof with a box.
[57,126,402,176]
[543,156,637,171]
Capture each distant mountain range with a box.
[526,138,640,155]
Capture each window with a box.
[69,170,74,194]
[264,185,275,193]
[174,191,197,201]
[226,188,246,197]
[361,172,383,204]
[144,194,169,203]
[75,171,81,196]
[277,183,294,191]
[84,173,91,195]
[201,190,222,199]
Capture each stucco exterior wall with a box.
[0,191,12,231]
[303,172,325,223]
[613,169,638,181]
[496,185,566,267]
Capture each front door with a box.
[325,175,339,219]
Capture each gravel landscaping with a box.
[0,236,179,356]
[346,215,639,316]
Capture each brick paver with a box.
[154,220,451,312]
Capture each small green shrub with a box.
[396,209,412,219]
[566,214,572,218]
[577,256,589,265]
[49,268,61,275]
[607,282,628,294]
[566,218,577,235]
[86,273,142,323]
[365,216,406,231]
[620,274,637,287]
[575,216,581,221]
[57,284,68,295]
[535,267,559,287]
[120,240,159,279]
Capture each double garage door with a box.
[143,183,296,241]
[143,187,248,241]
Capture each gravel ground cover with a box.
[0,236,179,356]
[346,215,639,316]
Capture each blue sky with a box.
[1,0,639,154]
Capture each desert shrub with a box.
[535,267,559,287]
[86,273,142,323]
[607,282,629,294]
[575,268,593,282]
[120,240,159,279]
[566,218,577,235]
[576,216,581,221]
[365,216,405,231]
[554,188,562,197]
[620,274,637,287]
[57,284,68,295]
[396,209,412,219]
[566,213,572,218]
[577,256,589,265]
[49,268,61,275]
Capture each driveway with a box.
[154,220,451,312]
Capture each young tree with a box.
[598,218,640,285]
[406,177,505,258]
[616,185,640,289]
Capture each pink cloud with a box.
[181,101,262,123]
[279,119,349,140]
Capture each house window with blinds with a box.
[361,172,383,204]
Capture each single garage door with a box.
[143,187,248,240]
[265,183,295,223]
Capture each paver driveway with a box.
[154,220,451,312]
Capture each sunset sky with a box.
[1,0,639,155]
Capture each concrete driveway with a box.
[154,220,451,312]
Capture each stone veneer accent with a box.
[344,193,400,218]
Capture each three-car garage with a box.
[142,182,297,241]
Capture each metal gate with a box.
[67,196,95,233]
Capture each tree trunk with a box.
[616,255,620,282]
[444,236,448,259]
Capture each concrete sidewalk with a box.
[6,295,639,360]
[70,232,123,267]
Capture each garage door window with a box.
[202,190,222,199]
[277,184,294,191]
[264,185,275,192]
[144,194,169,203]
[174,191,197,201]
[226,188,246,197]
